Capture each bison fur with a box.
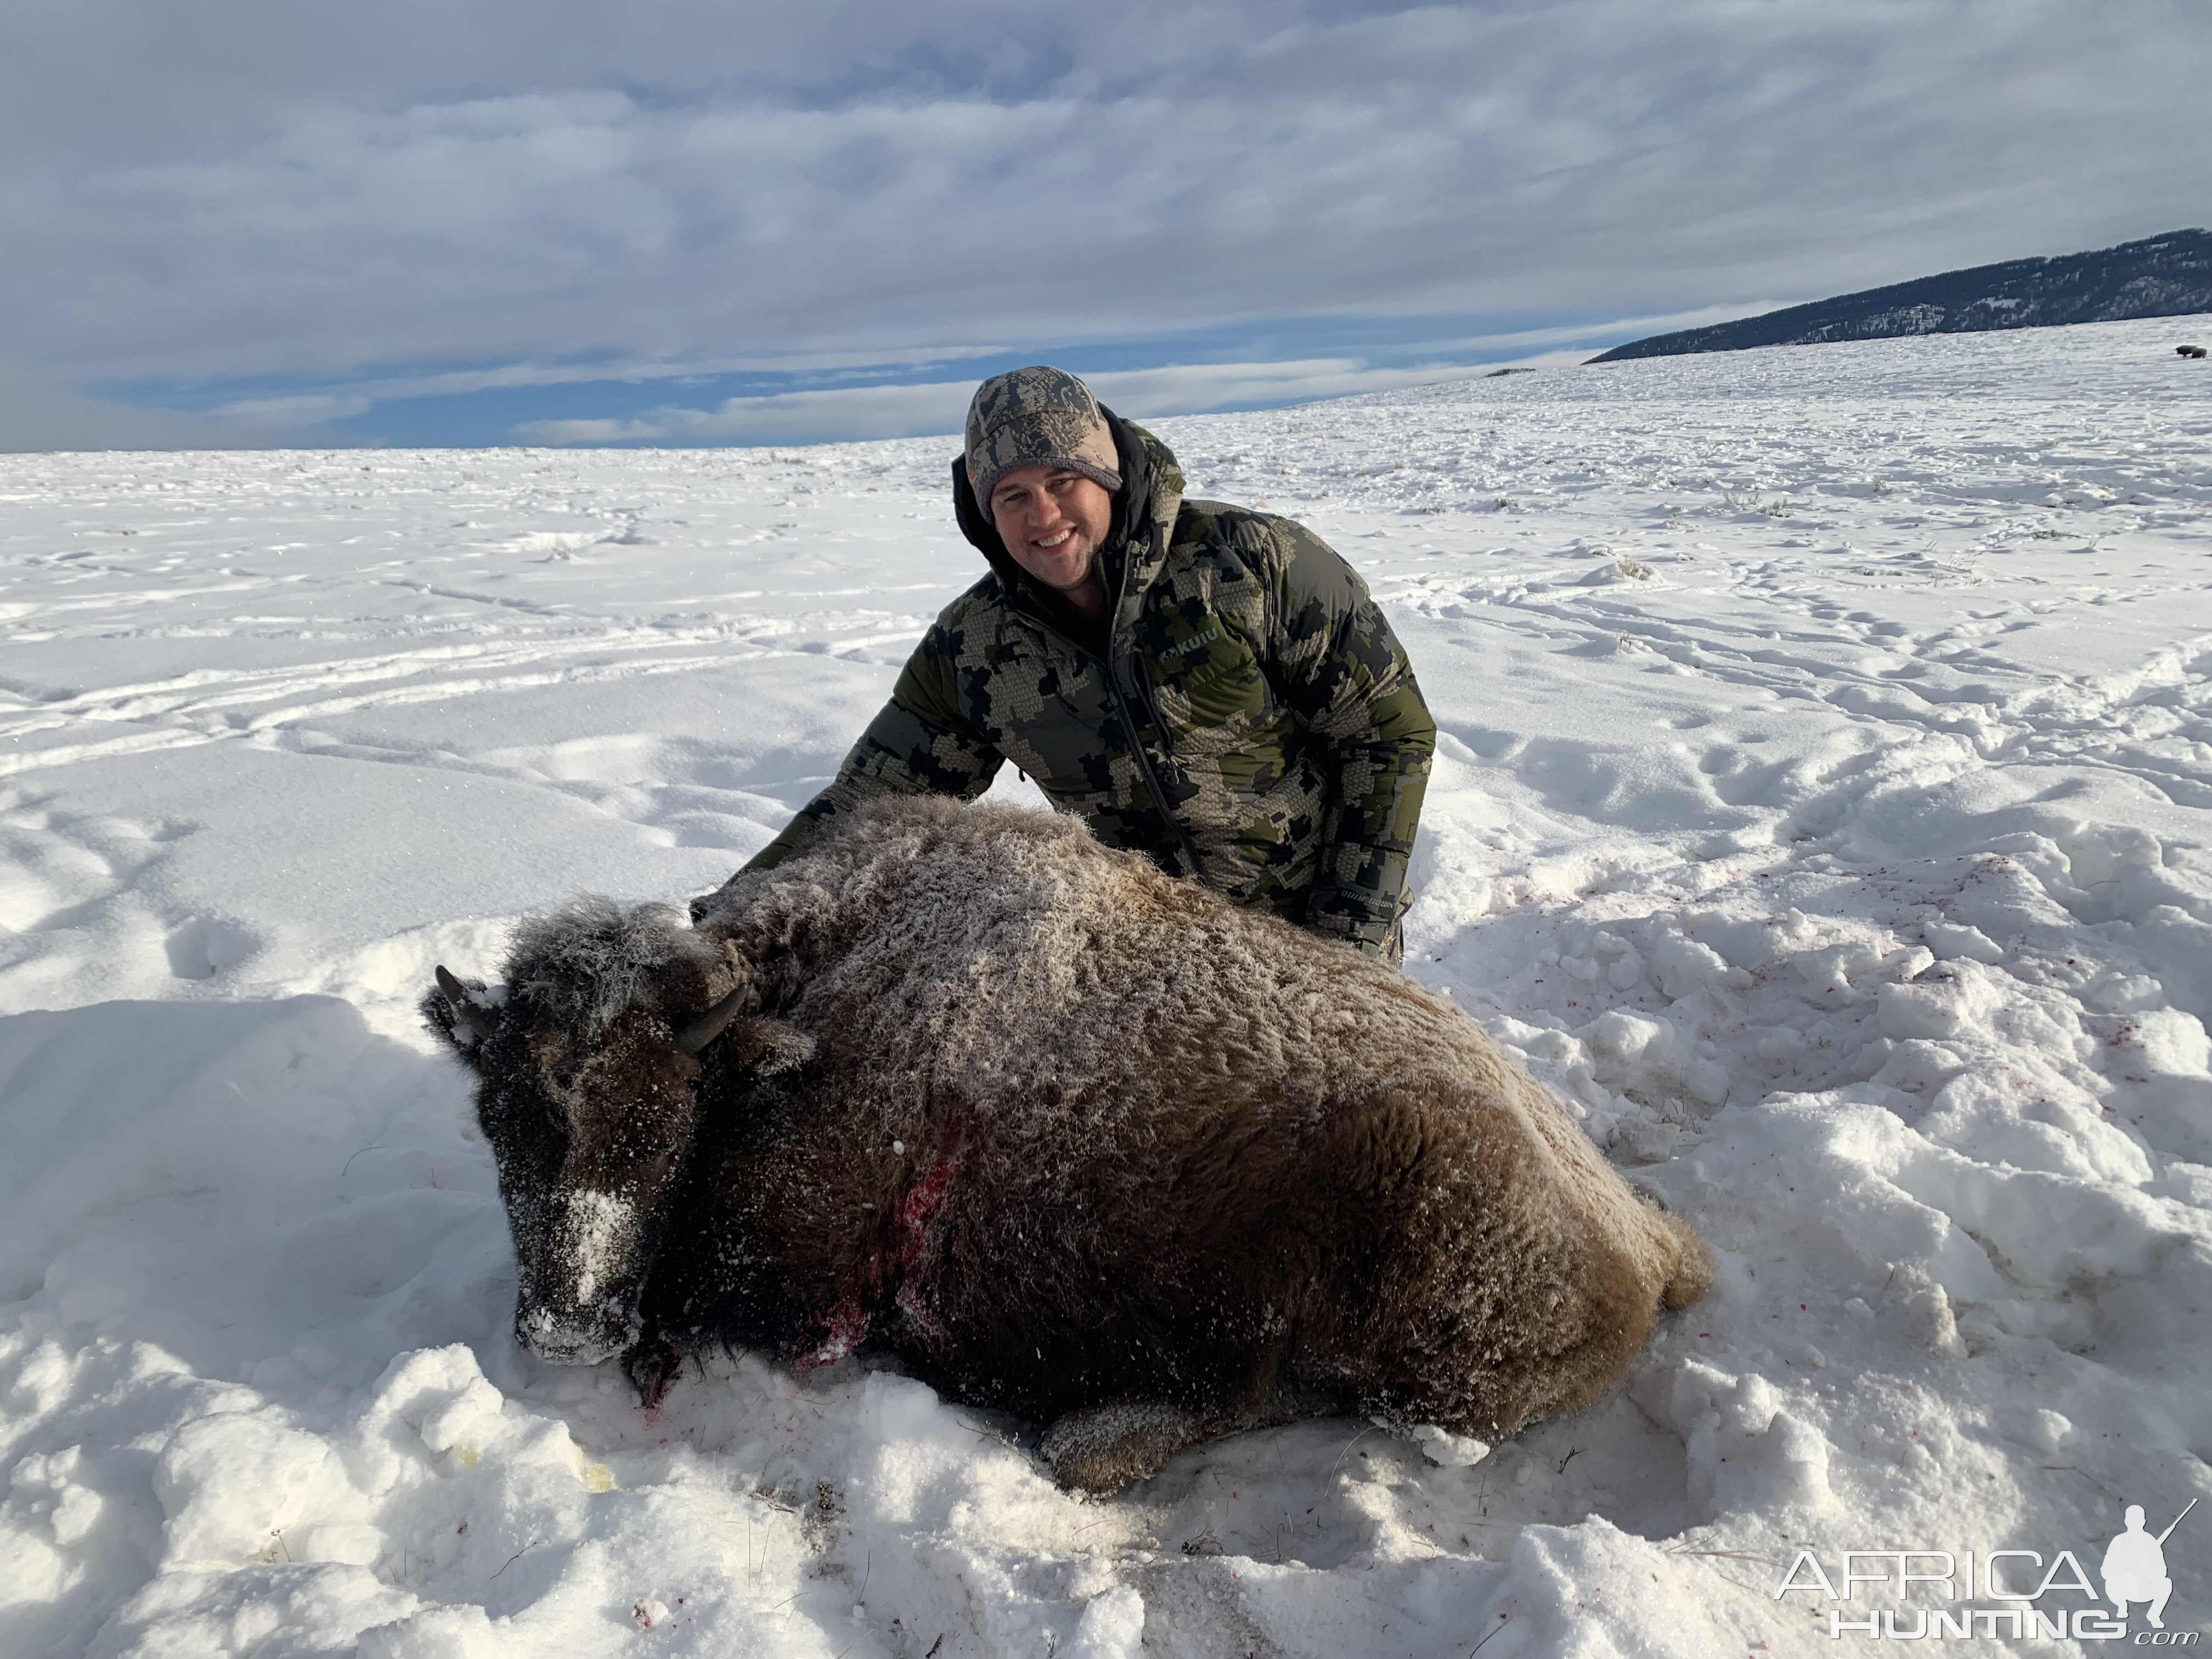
[425,797,1711,1492]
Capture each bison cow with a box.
[425,796,1711,1492]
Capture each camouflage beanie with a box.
[964,366,1123,507]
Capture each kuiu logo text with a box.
[1774,1500,2196,1643]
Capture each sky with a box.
[1,0,2203,450]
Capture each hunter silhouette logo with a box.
[1774,1497,2199,1641]
[2105,1501,2194,1630]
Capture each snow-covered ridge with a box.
[2,314,2208,1655]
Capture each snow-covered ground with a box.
[3,314,2209,1657]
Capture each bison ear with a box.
[421,986,469,1054]
[425,964,498,1054]
[727,1017,816,1076]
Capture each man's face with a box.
[988,465,1114,595]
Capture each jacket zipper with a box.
[1012,533,1201,878]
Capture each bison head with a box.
[425,899,758,1366]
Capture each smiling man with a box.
[705,365,1436,961]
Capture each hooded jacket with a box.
[719,416,1435,955]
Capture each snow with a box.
[3,314,2209,1655]
[558,1192,631,1312]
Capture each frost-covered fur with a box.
[428,797,1712,1492]
[506,897,721,1036]
[426,898,759,1364]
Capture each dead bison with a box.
[426,796,1711,1492]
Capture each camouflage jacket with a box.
[723,419,1435,954]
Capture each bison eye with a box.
[478,1076,572,1148]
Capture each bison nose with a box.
[516,1301,637,1367]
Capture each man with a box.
[703,365,1434,961]
[2102,1504,2177,1629]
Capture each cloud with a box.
[510,353,1622,445]
[212,392,377,428]
[2,0,2201,441]
[214,344,1012,415]
[516,381,972,445]
[0,358,352,452]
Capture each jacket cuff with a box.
[1301,902,1396,957]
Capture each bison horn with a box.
[674,984,751,1054]
[435,965,497,1037]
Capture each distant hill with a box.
[1588,229,2212,363]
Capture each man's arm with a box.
[1263,518,1436,955]
[693,622,1003,915]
